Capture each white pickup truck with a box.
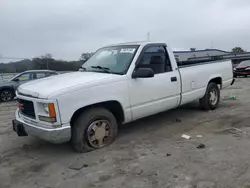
[13,41,234,152]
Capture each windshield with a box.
[10,73,22,81]
[82,45,139,74]
[239,60,250,67]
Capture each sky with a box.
[1,0,250,62]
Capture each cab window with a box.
[137,46,172,74]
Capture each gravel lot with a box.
[1,78,250,188]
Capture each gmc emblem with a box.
[18,103,24,110]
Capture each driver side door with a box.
[129,45,181,120]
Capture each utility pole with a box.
[147,32,150,41]
[47,59,49,69]
[210,40,213,49]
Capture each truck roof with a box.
[23,70,56,73]
[106,41,165,47]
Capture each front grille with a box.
[17,99,35,119]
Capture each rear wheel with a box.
[199,83,220,110]
[0,89,14,102]
[244,75,248,77]
[71,107,118,153]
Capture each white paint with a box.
[16,41,234,143]
[179,59,233,105]
[18,72,120,99]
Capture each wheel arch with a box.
[0,86,15,92]
[208,76,222,89]
[70,100,125,127]
[199,79,221,110]
[0,86,15,95]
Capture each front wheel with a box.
[0,89,14,102]
[71,107,118,153]
[199,83,220,110]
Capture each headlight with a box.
[39,115,56,123]
[38,103,57,123]
[246,67,250,70]
[233,68,236,71]
[43,103,49,113]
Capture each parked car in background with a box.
[233,60,250,77]
[0,70,58,102]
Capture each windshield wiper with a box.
[91,66,111,73]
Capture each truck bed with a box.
[178,59,233,106]
[178,59,232,68]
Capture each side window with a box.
[16,73,31,81]
[46,72,57,76]
[34,72,46,79]
[138,46,172,74]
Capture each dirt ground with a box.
[1,78,250,188]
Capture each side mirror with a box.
[79,67,84,71]
[132,68,154,78]
[13,78,20,82]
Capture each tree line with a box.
[231,47,245,53]
[0,47,247,73]
[0,53,93,73]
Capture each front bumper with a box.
[13,110,71,143]
[234,71,250,75]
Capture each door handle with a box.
[171,77,177,82]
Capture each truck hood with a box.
[18,72,119,98]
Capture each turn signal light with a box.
[48,103,56,117]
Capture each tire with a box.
[71,107,118,153]
[0,89,14,102]
[244,75,248,78]
[199,82,220,110]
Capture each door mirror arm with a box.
[12,78,20,82]
[132,68,154,78]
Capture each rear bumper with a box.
[13,110,71,143]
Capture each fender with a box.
[208,75,222,88]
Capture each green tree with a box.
[41,53,53,69]
[0,53,86,73]
[231,47,245,53]
[80,53,94,61]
